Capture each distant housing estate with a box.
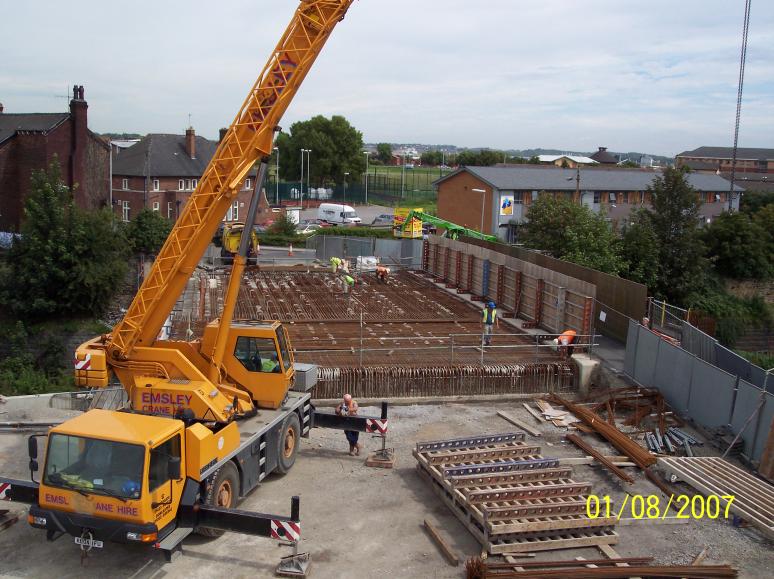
[676,146,774,174]
[435,166,742,243]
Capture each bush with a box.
[314,227,396,239]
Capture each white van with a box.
[317,203,361,225]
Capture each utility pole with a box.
[274,146,279,205]
[363,151,370,205]
[306,149,312,202]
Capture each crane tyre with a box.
[277,412,300,474]
[197,461,239,537]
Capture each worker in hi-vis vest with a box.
[482,301,499,346]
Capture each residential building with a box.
[676,146,774,174]
[111,128,256,222]
[589,146,618,165]
[0,86,110,231]
[537,154,598,168]
[435,166,742,242]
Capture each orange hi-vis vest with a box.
[559,329,577,345]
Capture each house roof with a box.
[0,113,69,146]
[590,148,618,164]
[537,155,598,165]
[435,166,744,192]
[112,133,221,178]
[677,146,774,160]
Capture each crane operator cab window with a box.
[149,435,181,491]
[234,336,282,373]
[43,434,145,500]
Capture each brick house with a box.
[676,146,774,174]
[111,128,256,222]
[435,166,743,242]
[0,85,110,231]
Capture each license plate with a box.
[74,537,103,549]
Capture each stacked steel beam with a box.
[414,433,618,554]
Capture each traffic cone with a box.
[288,243,294,256]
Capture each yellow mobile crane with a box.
[0,1,388,571]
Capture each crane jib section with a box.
[107,1,354,361]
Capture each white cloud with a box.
[1,0,772,156]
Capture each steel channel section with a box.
[416,432,526,452]
[442,458,560,478]
[448,467,574,489]
[425,444,543,465]
[466,482,593,505]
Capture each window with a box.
[513,192,523,204]
[192,179,198,190]
[186,179,192,190]
[148,435,181,492]
[276,328,292,371]
[122,200,130,222]
[179,179,185,191]
[531,191,539,201]
[244,178,251,191]
[231,200,239,221]
[152,179,160,191]
[122,178,129,190]
[152,201,160,211]
[233,336,281,373]
[168,202,174,219]
[593,192,601,204]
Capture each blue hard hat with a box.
[488,301,496,308]
[121,480,140,495]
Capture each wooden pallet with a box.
[414,434,618,554]
[659,456,774,540]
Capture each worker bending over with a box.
[553,329,577,358]
[376,264,390,282]
[482,301,498,346]
[336,394,362,455]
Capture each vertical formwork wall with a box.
[424,236,596,338]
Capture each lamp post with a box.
[343,172,350,204]
[306,149,312,203]
[363,151,370,205]
[300,148,305,208]
[473,188,487,233]
[273,146,279,205]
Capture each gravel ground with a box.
[0,400,771,578]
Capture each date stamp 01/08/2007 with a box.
[586,494,736,521]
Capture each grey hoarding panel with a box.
[730,380,764,458]
[633,327,659,387]
[687,360,736,428]
[715,345,767,389]
[653,340,693,413]
[681,322,717,364]
[624,319,639,377]
[753,394,774,461]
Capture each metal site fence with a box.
[266,178,437,207]
[625,320,773,464]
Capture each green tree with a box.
[754,204,774,258]
[703,212,771,279]
[125,208,171,254]
[277,115,365,185]
[620,209,660,289]
[421,150,443,166]
[376,143,392,164]
[0,160,129,320]
[528,156,540,164]
[740,190,774,214]
[646,167,705,302]
[521,194,624,275]
[268,212,298,237]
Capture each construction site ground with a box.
[0,400,771,578]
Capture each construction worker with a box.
[553,329,577,358]
[376,264,390,282]
[336,394,362,455]
[330,256,342,273]
[482,301,498,346]
[343,274,355,293]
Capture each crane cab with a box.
[200,320,294,409]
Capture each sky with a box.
[2,0,773,157]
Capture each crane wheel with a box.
[196,461,239,537]
[277,412,300,474]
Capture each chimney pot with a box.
[185,127,196,159]
[219,127,228,142]
[0,103,4,113]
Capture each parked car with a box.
[371,213,394,227]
